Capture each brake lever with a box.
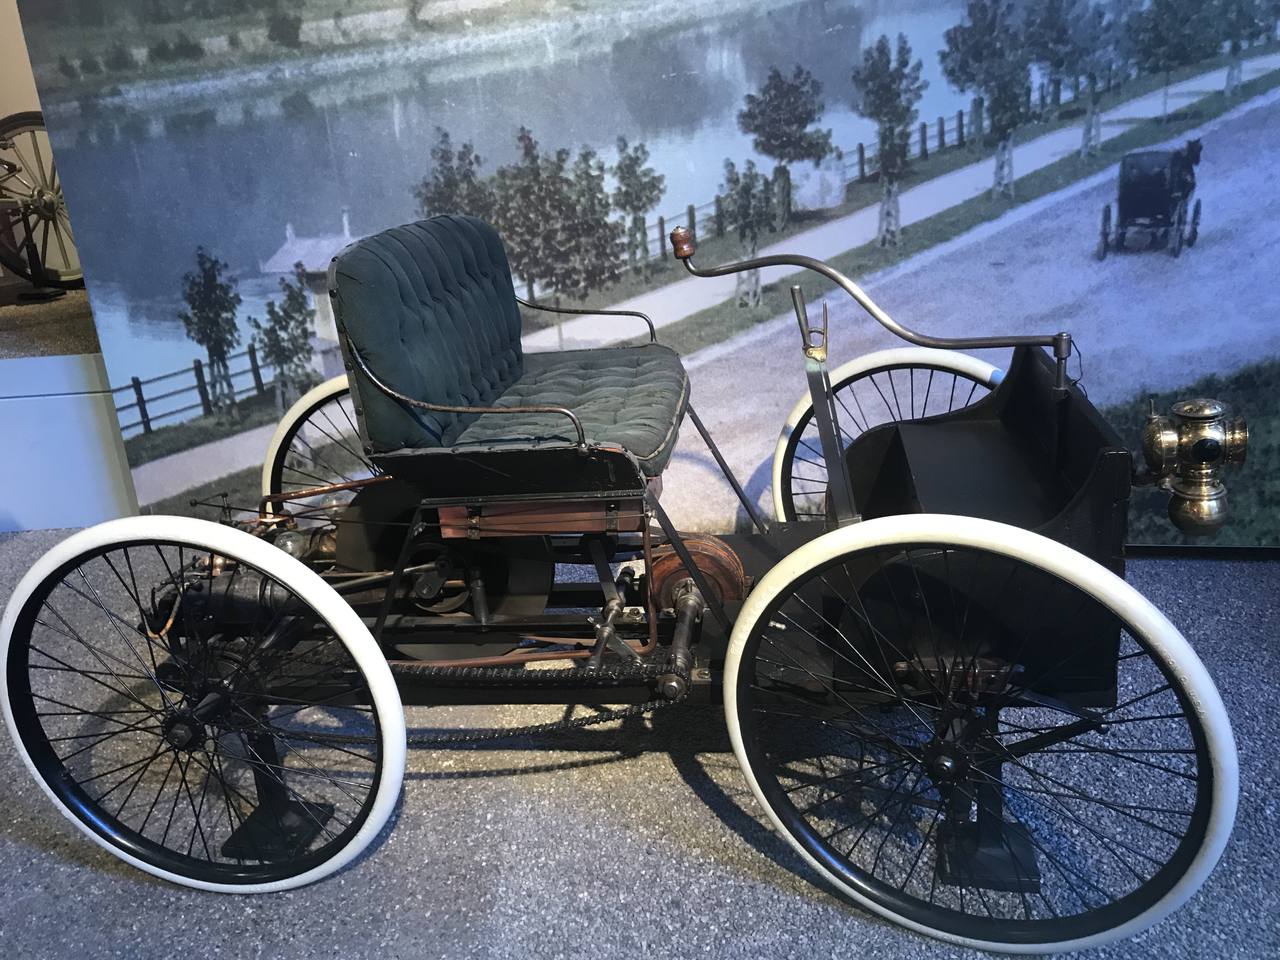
[790,286,828,362]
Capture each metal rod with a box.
[647,493,732,633]
[371,503,427,646]
[805,357,858,524]
[516,295,656,342]
[685,404,768,534]
[642,517,658,650]
[586,537,619,603]
[346,337,588,449]
[790,287,857,523]
[669,593,701,676]
[670,226,1072,357]
[259,474,393,514]
[327,561,440,596]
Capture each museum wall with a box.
[9,0,1280,543]
[0,0,40,117]
[0,0,136,532]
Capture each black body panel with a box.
[846,346,1131,574]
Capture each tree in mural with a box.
[720,159,776,307]
[491,127,557,302]
[1219,0,1269,94]
[611,136,666,276]
[941,1,1031,199]
[1072,3,1121,156]
[851,33,927,247]
[1126,0,1221,119]
[250,262,316,414]
[1026,0,1121,156]
[737,65,834,179]
[414,127,494,220]
[178,247,241,416]
[490,129,621,306]
[1025,0,1082,117]
[553,147,624,303]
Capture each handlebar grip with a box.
[669,226,695,260]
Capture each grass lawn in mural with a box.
[14,0,1280,545]
[123,389,280,466]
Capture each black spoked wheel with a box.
[774,352,1000,522]
[1169,201,1187,258]
[727,517,1235,952]
[262,377,379,522]
[1,517,404,890]
[0,111,82,289]
[1186,198,1201,248]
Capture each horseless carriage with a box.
[1097,139,1202,260]
[1,216,1247,953]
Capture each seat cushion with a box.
[453,343,689,476]
[332,215,524,452]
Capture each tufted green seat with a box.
[330,215,688,478]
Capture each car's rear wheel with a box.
[262,377,377,523]
[726,515,1236,953]
[772,349,1002,523]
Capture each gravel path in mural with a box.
[660,90,1280,531]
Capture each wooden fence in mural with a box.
[640,78,1092,256]
[113,343,276,436]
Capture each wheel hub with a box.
[161,713,206,751]
[159,666,242,751]
[923,740,971,785]
[29,188,59,221]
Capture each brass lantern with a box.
[1142,398,1248,536]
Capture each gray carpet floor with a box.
[0,527,1275,959]
[0,287,100,359]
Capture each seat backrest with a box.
[330,215,524,453]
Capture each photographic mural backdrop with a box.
[13,0,1280,543]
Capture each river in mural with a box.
[38,0,970,387]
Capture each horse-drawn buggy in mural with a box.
[1097,139,1203,260]
[2,214,1246,953]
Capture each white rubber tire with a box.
[770,348,1003,521]
[261,375,353,502]
[0,514,406,894]
[724,513,1237,954]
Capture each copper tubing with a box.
[259,474,394,516]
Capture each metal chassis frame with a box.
[344,398,757,654]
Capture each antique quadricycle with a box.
[2,216,1243,954]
